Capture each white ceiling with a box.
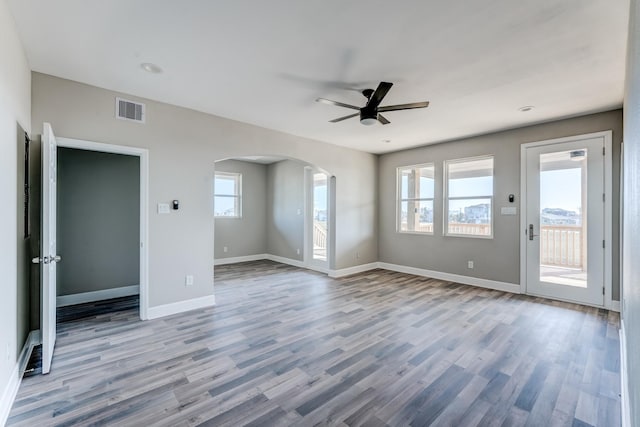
[8,0,629,154]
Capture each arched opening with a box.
[213,155,335,276]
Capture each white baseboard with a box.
[377,262,521,294]
[620,320,631,427]
[214,254,268,266]
[265,254,305,269]
[0,330,40,426]
[608,300,621,312]
[329,262,378,278]
[57,285,139,307]
[147,294,216,320]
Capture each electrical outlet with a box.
[296,248,300,255]
[356,252,360,259]
[223,246,228,253]
[185,275,194,286]
[467,261,474,269]
[297,209,301,215]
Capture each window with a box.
[214,172,242,218]
[445,156,493,237]
[397,164,435,233]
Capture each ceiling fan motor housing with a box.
[360,108,378,125]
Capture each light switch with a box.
[158,203,170,214]
[501,207,517,215]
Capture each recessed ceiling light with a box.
[140,63,163,74]
[518,106,534,112]
[383,139,391,143]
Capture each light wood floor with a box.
[8,261,621,426]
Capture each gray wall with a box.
[0,0,31,396]
[214,159,267,259]
[32,72,377,308]
[379,109,622,299]
[267,160,305,261]
[623,0,640,424]
[56,148,140,296]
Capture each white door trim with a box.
[520,130,613,309]
[56,137,150,320]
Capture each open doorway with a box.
[55,147,140,320]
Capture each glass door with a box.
[312,172,328,263]
[524,137,605,306]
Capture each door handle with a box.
[31,255,61,264]
[529,224,539,241]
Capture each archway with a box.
[213,155,335,275]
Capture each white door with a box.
[524,137,605,306]
[40,122,60,374]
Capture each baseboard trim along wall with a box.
[377,262,521,294]
[610,300,621,312]
[264,254,305,268]
[620,320,631,427]
[0,330,40,426]
[57,285,140,307]
[214,254,269,266]
[147,294,216,320]
[329,263,379,278]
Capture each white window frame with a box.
[444,155,494,239]
[214,172,242,218]
[396,163,435,234]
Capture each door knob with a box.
[529,224,539,241]
[32,256,50,264]
[51,255,62,263]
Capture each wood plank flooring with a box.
[7,260,621,426]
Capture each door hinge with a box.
[603,287,605,295]
[603,193,605,202]
[603,146,606,156]
[603,240,605,248]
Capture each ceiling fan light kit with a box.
[316,81,429,126]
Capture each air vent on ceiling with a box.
[116,97,145,123]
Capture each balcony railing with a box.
[540,225,583,269]
[313,221,327,260]
[448,223,491,236]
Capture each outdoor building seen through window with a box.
[445,156,493,237]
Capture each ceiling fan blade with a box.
[316,98,360,110]
[329,112,359,123]
[366,82,393,109]
[378,101,430,112]
[378,114,390,125]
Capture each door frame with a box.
[56,137,150,319]
[520,130,613,309]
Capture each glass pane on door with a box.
[313,173,328,261]
[539,148,587,288]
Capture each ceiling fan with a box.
[316,81,429,126]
